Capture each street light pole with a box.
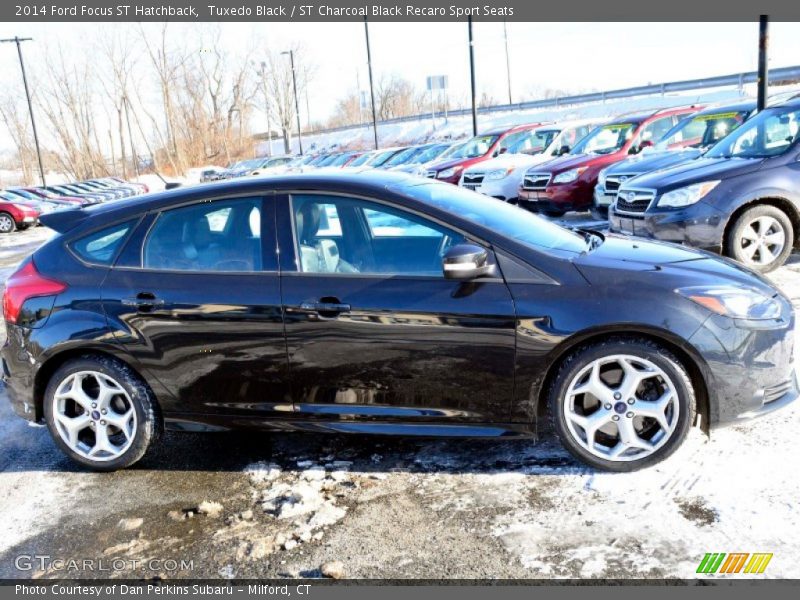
[1,36,46,186]
[503,21,512,105]
[757,15,769,112]
[281,50,303,155]
[259,61,273,157]
[364,18,379,150]
[468,17,478,136]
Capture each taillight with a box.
[2,260,66,324]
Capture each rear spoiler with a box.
[39,208,91,233]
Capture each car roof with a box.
[692,99,757,115]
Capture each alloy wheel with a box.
[0,214,14,233]
[563,354,680,462]
[739,215,786,267]
[52,371,137,462]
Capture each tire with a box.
[725,204,794,273]
[43,355,162,471]
[549,337,694,472]
[0,212,17,233]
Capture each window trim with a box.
[126,194,277,275]
[66,216,142,269]
[286,191,501,281]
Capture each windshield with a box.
[507,129,559,155]
[413,144,449,164]
[656,110,750,151]
[451,135,499,159]
[348,153,372,166]
[384,146,423,167]
[328,152,355,167]
[394,182,586,254]
[367,149,400,166]
[572,122,637,155]
[706,105,800,159]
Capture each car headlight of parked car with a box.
[676,285,782,320]
[552,167,587,184]
[484,168,512,181]
[597,167,609,188]
[657,181,720,208]
[437,167,460,179]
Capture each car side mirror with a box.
[558,145,571,156]
[442,244,496,280]
[639,140,654,152]
[498,147,508,155]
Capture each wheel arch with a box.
[33,346,159,423]
[722,196,800,251]
[535,326,712,433]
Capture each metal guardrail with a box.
[293,65,800,139]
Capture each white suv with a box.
[458,119,599,202]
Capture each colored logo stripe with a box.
[697,552,772,574]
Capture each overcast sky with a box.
[0,21,798,150]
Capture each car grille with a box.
[764,379,793,404]
[522,173,551,190]
[425,170,437,178]
[605,174,637,192]
[615,188,655,214]
[462,172,484,185]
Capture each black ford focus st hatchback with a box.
[2,172,797,472]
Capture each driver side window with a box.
[291,194,465,276]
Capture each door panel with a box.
[102,195,290,417]
[278,193,517,423]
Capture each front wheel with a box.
[44,355,161,471]
[725,205,793,273]
[0,212,17,233]
[549,338,694,472]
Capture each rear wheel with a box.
[0,212,16,233]
[549,338,694,472]
[726,205,793,272]
[44,355,161,471]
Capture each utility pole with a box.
[503,21,513,105]
[122,95,140,178]
[281,50,304,155]
[468,17,478,136]
[259,61,273,157]
[364,18,379,149]
[1,36,45,186]
[757,15,769,112]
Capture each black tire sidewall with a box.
[549,339,694,472]
[43,356,160,471]
[727,205,794,273]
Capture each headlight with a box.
[597,167,608,187]
[437,167,460,179]
[676,285,782,320]
[657,181,720,208]
[552,167,587,184]
[484,168,511,181]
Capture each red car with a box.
[0,197,40,233]
[425,123,545,184]
[517,106,700,216]
[22,187,88,206]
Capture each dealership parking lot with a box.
[1,222,799,580]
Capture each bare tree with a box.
[374,74,424,121]
[261,44,312,153]
[0,92,36,184]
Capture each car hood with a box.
[427,156,478,171]
[533,152,611,173]
[464,153,547,173]
[574,234,779,296]
[607,149,703,177]
[620,156,764,190]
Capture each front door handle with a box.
[299,301,351,314]
[122,293,165,312]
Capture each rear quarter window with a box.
[70,221,134,265]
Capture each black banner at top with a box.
[5,0,800,22]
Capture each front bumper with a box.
[463,177,518,201]
[608,201,726,250]
[690,306,798,426]
[517,180,592,212]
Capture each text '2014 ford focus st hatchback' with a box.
[2,172,797,472]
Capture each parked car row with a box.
[0,177,148,234]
